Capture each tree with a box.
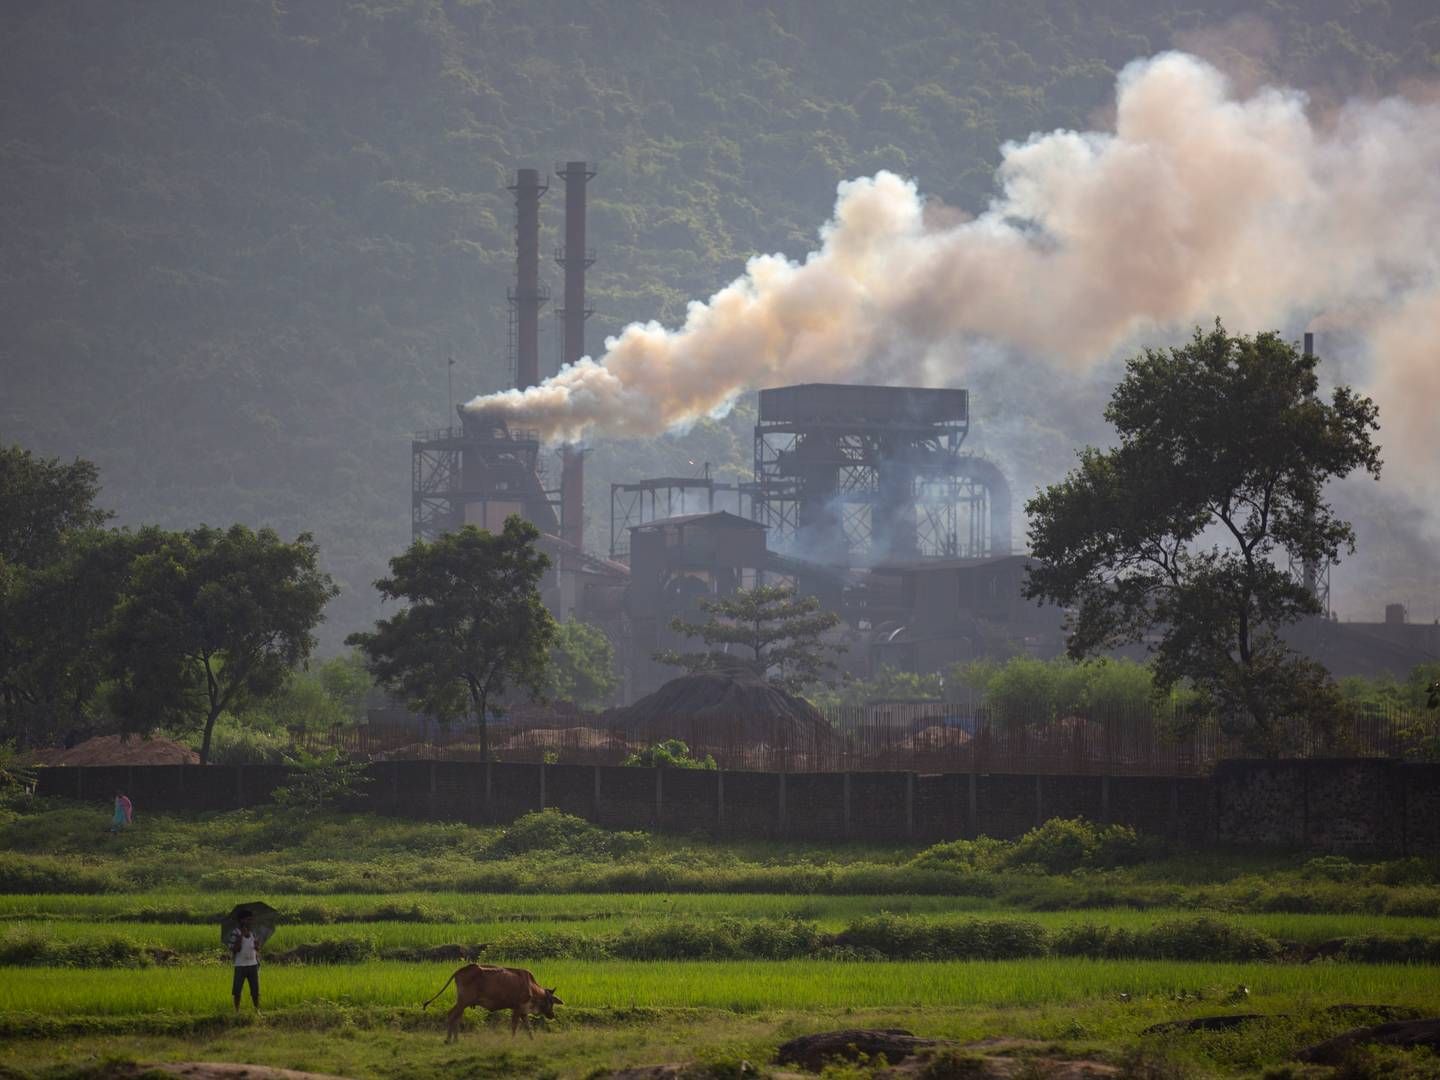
[658,584,842,693]
[0,444,109,571]
[108,525,338,764]
[0,445,119,745]
[1,529,148,746]
[346,518,557,762]
[547,618,620,709]
[1024,322,1381,753]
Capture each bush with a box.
[270,750,372,814]
[486,809,648,859]
[1051,917,1280,961]
[1302,855,1363,882]
[0,853,120,894]
[1007,818,1147,873]
[910,837,1008,873]
[834,914,1047,960]
[1336,934,1440,964]
[0,929,153,967]
[622,739,717,770]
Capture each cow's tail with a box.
[422,967,466,1010]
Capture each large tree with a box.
[1024,322,1381,753]
[347,517,557,762]
[108,525,337,763]
[0,444,118,744]
[658,584,842,693]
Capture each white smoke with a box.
[466,51,1440,506]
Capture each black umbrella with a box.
[220,901,279,948]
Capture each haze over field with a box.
[3,2,1438,639]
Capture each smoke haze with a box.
[466,51,1440,517]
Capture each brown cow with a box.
[422,963,563,1041]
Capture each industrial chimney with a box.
[507,168,548,390]
[556,161,596,551]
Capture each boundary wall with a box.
[34,758,1440,852]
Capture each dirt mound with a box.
[611,671,834,748]
[1297,1018,1440,1064]
[28,735,199,766]
[498,726,628,752]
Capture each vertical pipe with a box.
[508,168,546,390]
[557,161,594,550]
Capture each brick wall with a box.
[32,760,1440,852]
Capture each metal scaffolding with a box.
[751,384,1007,564]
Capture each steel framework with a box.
[609,466,751,557]
[751,384,1002,564]
[411,418,558,543]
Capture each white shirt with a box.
[231,929,259,966]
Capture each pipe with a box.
[953,455,1012,556]
[557,161,595,550]
[507,168,547,390]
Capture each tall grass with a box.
[2,959,1437,1017]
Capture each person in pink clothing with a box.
[109,790,132,833]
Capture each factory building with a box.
[410,163,1436,705]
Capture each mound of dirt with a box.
[611,671,834,749]
[109,1066,354,1080]
[1297,1018,1440,1064]
[28,735,199,766]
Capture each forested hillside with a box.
[3,0,1437,644]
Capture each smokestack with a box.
[557,161,595,551]
[507,168,548,390]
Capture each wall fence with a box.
[34,758,1440,853]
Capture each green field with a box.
[3,804,1439,1078]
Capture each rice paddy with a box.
[3,804,1439,1077]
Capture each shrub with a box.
[1006,818,1145,873]
[910,837,1008,873]
[487,809,647,859]
[1336,934,1440,964]
[834,915,1047,960]
[1302,855,1363,882]
[0,853,120,894]
[622,739,717,770]
[0,930,152,967]
[270,750,372,815]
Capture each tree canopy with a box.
[0,444,121,745]
[547,618,620,710]
[659,584,842,693]
[1023,323,1381,752]
[347,517,557,761]
[107,525,338,763]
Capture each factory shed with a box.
[864,554,1066,673]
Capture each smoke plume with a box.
[466,51,1440,506]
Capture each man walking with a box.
[229,909,261,1011]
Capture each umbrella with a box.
[220,901,279,948]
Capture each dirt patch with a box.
[27,735,199,766]
[105,1066,355,1080]
[770,1030,1117,1079]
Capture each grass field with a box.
[3,803,1439,1078]
[7,958,1440,1018]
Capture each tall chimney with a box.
[557,161,595,551]
[507,168,548,390]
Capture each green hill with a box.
[2,0,1436,643]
